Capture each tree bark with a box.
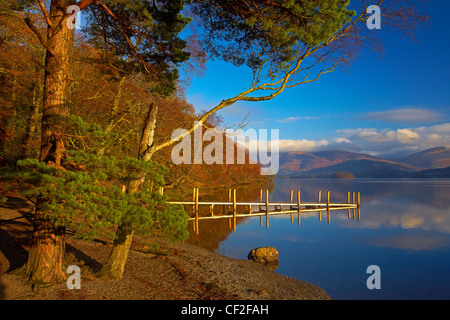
[20,0,74,288]
[22,86,42,159]
[97,224,134,279]
[99,103,158,279]
[39,1,74,168]
[97,75,126,157]
[20,197,67,290]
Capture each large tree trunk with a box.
[98,224,134,279]
[21,197,67,289]
[19,0,74,289]
[99,104,158,279]
[22,86,42,159]
[97,75,126,157]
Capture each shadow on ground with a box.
[0,191,103,299]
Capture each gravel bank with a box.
[0,187,331,300]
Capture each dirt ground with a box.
[0,184,331,301]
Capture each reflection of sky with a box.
[271,179,450,236]
[213,179,450,299]
[354,200,450,234]
[367,233,450,251]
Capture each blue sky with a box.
[183,0,450,158]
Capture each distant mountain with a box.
[297,159,420,178]
[312,150,380,162]
[277,148,450,178]
[278,150,380,175]
[397,147,450,169]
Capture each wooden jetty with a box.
[166,188,361,234]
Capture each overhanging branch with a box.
[38,0,53,27]
[24,17,55,56]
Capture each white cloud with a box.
[225,121,450,158]
[276,116,321,123]
[336,123,450,157]
[358,108,442,124]
[416,123,450,134]
[396,129,421,143]
[276,139,330,152]
[277,116,301,123]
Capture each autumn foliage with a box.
[0,20,267,191]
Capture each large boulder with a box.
[247,247,279,263]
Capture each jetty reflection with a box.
[184,179,450,300]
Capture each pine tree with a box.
[14,0,192,287]
[8,0,426,287]
[14,116,188,287]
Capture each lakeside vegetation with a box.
[0,0,427,292]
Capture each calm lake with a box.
[186,179,450,300]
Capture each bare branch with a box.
[38,0,53,27]
[24,17,55,56]
[151,0,428,155]
[74,0,96,11]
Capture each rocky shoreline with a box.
[1,235,331,300]
[0,187,331,300]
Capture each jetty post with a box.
[357,192,361,221]
[318,190,322,221]
[266,190,269,228]
[195,187,199,234]
[327,191,331,223]
[233,189,237,231]
[290,190,294,223]
[347,191,351,219]
[259,189,263,226]
[352,192,356,219]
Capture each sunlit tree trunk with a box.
[97,75,126,157]
[22,86,42,158]
[99,103,158,279]
[20,0,74,289]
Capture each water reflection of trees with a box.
[184,181,270,252]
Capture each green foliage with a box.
[16,151,188,242]
[63,114,115,153]
[1,96,190,244]
[191,0,355,72]
[83,0,191,97]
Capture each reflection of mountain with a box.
[186,179,450,254]
[271,179,450,232]
[355,197,450,235]
[278,147,450,178]
[317,180,446,207]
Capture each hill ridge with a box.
[277,147,450,178]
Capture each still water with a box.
[186,179,450,300]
